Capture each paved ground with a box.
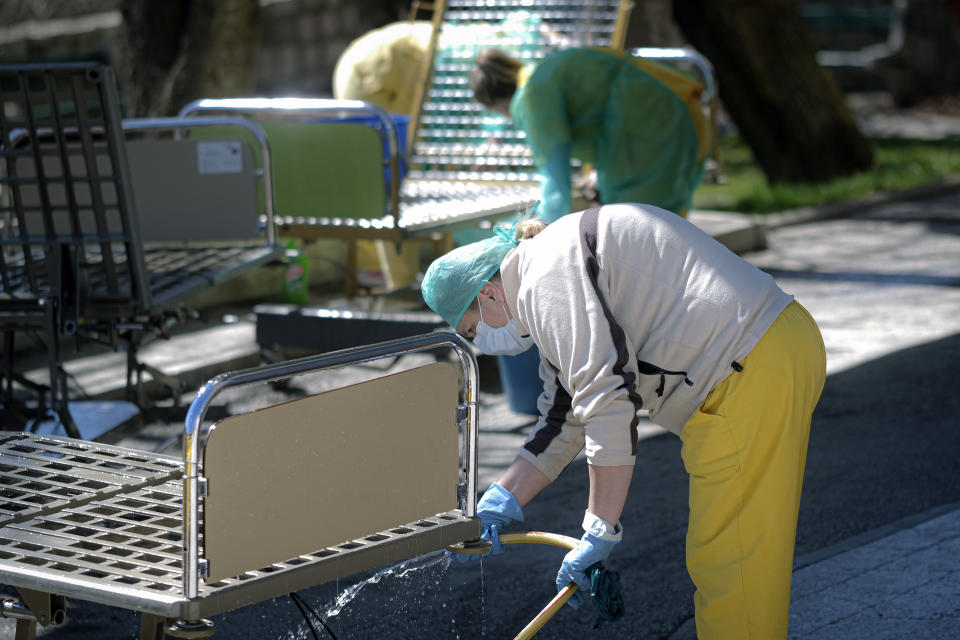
[3,186,959,638]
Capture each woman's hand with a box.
[452,457,550,563]
[556,513,622,608]
[451,482,524,563]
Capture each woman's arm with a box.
[537,144,573,223]
[497,455,552,507]
[496,455,633,527]
[588,463,633,525]
[511,73,573,224]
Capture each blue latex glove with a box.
[556,519,621,608]
[454,482,524,562]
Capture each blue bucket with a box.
[497,347,542,415]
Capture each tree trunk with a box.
[118,0,261,117]
[879,0,960,107]
[673,0,874,184]
[624,0,685,48]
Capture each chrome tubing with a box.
[630,46,717,100]
[176,97,401,223]
[180,330,479,599]
[1,599,36,622]
[121,116,278,247]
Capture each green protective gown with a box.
[510,48,705,223]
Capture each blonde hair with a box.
[469,48,523,108]
[515,218,546,240]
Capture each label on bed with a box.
[197,141,243,174]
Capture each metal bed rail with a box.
[182,329,480,599]
[176,97,402,229]
[629,46,717,102]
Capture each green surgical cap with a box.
[422,225,519,329]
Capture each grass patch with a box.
[692,136,960,214]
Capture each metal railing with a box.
[180,330,479,599]
[177,98,402,226]
[629,46,717,101]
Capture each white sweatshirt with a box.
[499,204,792,479]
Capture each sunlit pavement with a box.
[752,190,960,375]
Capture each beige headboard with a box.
[202,361,459,582]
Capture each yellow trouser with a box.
[680,301,826,639]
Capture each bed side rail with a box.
[177,97,401,231]
[182,330,479,599]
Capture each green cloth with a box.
[510,48,704,223]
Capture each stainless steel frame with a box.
[182,329,480,599]
[629,46,717,102]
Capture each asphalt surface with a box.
[2,189,960,639]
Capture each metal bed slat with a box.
[1,524,182,589]
[0,435,182,527]
[48,72,86,257]
[7,74,45,294]
[265,180,539,236]
[141,245,280,307]
[18,72,58,249]
[0,434,182,476]
[0,242,12,294]
[69,72,123,295]
[0,244,278,308]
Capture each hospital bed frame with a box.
[0,63,285,434]
[174,97,541,252]
[0,330,480,639]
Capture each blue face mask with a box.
[473,300,535,356]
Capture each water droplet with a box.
[323,550,450,619]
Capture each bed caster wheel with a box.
[165,618,216,639]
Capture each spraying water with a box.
[286,549,498,639]
[324,550,452,618]
[479,555,486,638]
